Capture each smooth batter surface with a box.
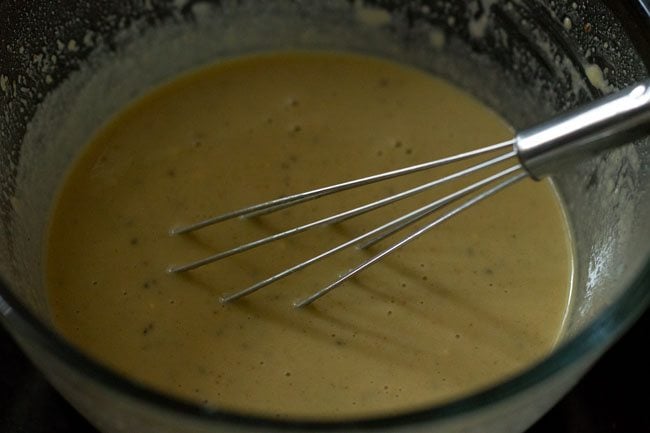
[46,52,572,419]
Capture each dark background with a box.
[1,308,648,433]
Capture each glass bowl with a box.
[1,1,649,432]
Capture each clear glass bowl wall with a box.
[1,1,649,433]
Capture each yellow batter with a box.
[46,52,572,419]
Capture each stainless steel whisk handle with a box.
[516,79,650,180]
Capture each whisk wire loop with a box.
[219,162,524,304]
[169,139,515,236]
[293,170,527,307]
[167,149,517,274]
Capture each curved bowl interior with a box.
[1,1,649,432]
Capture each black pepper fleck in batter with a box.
[143,322,155,335]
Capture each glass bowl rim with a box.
[1,0,649,426]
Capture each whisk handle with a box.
[515,79,650,180]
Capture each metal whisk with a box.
[168,80,650,307]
